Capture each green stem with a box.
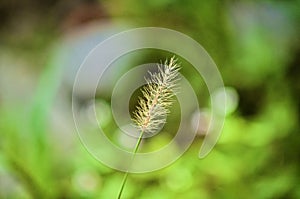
[117,131,144,199]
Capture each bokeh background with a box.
[0,0,299,198]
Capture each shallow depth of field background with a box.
[0,0,299,198]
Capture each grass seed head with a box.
[132,56,181,135]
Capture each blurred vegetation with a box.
[0,0,299,198]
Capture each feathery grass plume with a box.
[132,56,181,136]
[117,57,181,199]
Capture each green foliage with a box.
[0,0,299,198]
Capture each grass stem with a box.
[117,131,144,199]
